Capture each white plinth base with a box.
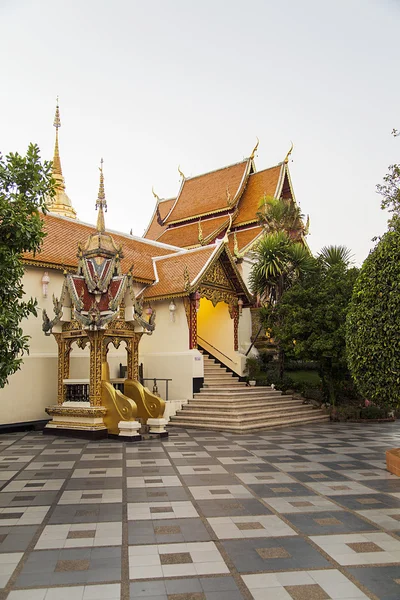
[147,418,168,434]
[118,420,141,437]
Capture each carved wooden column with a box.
[54,333,72,405]
[189,295,198,350]
[229,304,239,352]
[233,307,239,351]
[88,330,105,406]
[126,335,140,380]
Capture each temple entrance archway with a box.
[197,297,238,371]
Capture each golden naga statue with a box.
[101,362,166,435]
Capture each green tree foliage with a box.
[0,144,53,388]
[318,245,353,269]
[256,195,304,237]
[376,129,400,228]
[346,227,400,407]
[249,231,315,304]
[264,253,358,406]
[249,230,315,379]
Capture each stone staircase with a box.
[169,354,329,433]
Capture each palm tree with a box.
[249,232,315,378]
[249,231,315,304]
[257,196,305,239]
[318,245,353,269]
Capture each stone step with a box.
[179,405,314,419]
[203,376,241,382]
[169,413,330,432]
[182,399,304,411]
[202,382,246,388]
[195,389,282,397]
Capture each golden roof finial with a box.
[250,137,259,160]
[284,141,294,164]
[183,265,191,291]
[223,213,233,243]
[96,158,107,233]
[152,186,160,202]
[178,165,185,180]
[198,220,204,245]
[233,231,240,257]
[226,185,232,207]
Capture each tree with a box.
[256,195,305,238]
[346,226,400,407]
[249,231,315,305]
[267,253,358,406]
[249,231,315,377]
[318,245,353,269]
[376,129,400,229]
[0,144,54,388]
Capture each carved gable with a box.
[202,261,233,290]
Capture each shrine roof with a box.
[156,213,231,248]
[227,226,264,254]
[141,245,217,299]
[164,160,250,224]
[23,213,181,283]
[143,197,175,240]
[233,164,283,227]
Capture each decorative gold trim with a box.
[23,259,75,271]
[198,285,237,308]
[46,405,107,417]
[231,218,258,228]
[167,206,240,226]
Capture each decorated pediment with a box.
[202,261,234,291]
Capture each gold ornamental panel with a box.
[202,262,232,290]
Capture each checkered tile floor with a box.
[0,423,400,599]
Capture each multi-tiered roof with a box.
[144,142,303,256]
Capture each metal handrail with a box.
[142,378,172,402]
[245,324,264,356]
[197,336,237,365]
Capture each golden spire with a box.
[250,137,259,160]
[52,96,63,179]
[48,98,77,219]
[284,141,294,164]
[96,158,107,233]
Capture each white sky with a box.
[1,0,399,264]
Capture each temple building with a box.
[0,103,324,434]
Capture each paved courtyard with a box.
[0,422,400,600]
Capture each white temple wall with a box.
[0,266,62,425]
[139,298,202,406]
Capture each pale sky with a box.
[1,0,399,264]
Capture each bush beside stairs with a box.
[169,354,329,433]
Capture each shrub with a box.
[346,227,400,408]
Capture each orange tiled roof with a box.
[142,246,216,299]
[157,214,230,248]
[144,198,175,240]
[23,214,179,282]
[228,226,264,254]
[233,165,282,227]
[165,160,250,224]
